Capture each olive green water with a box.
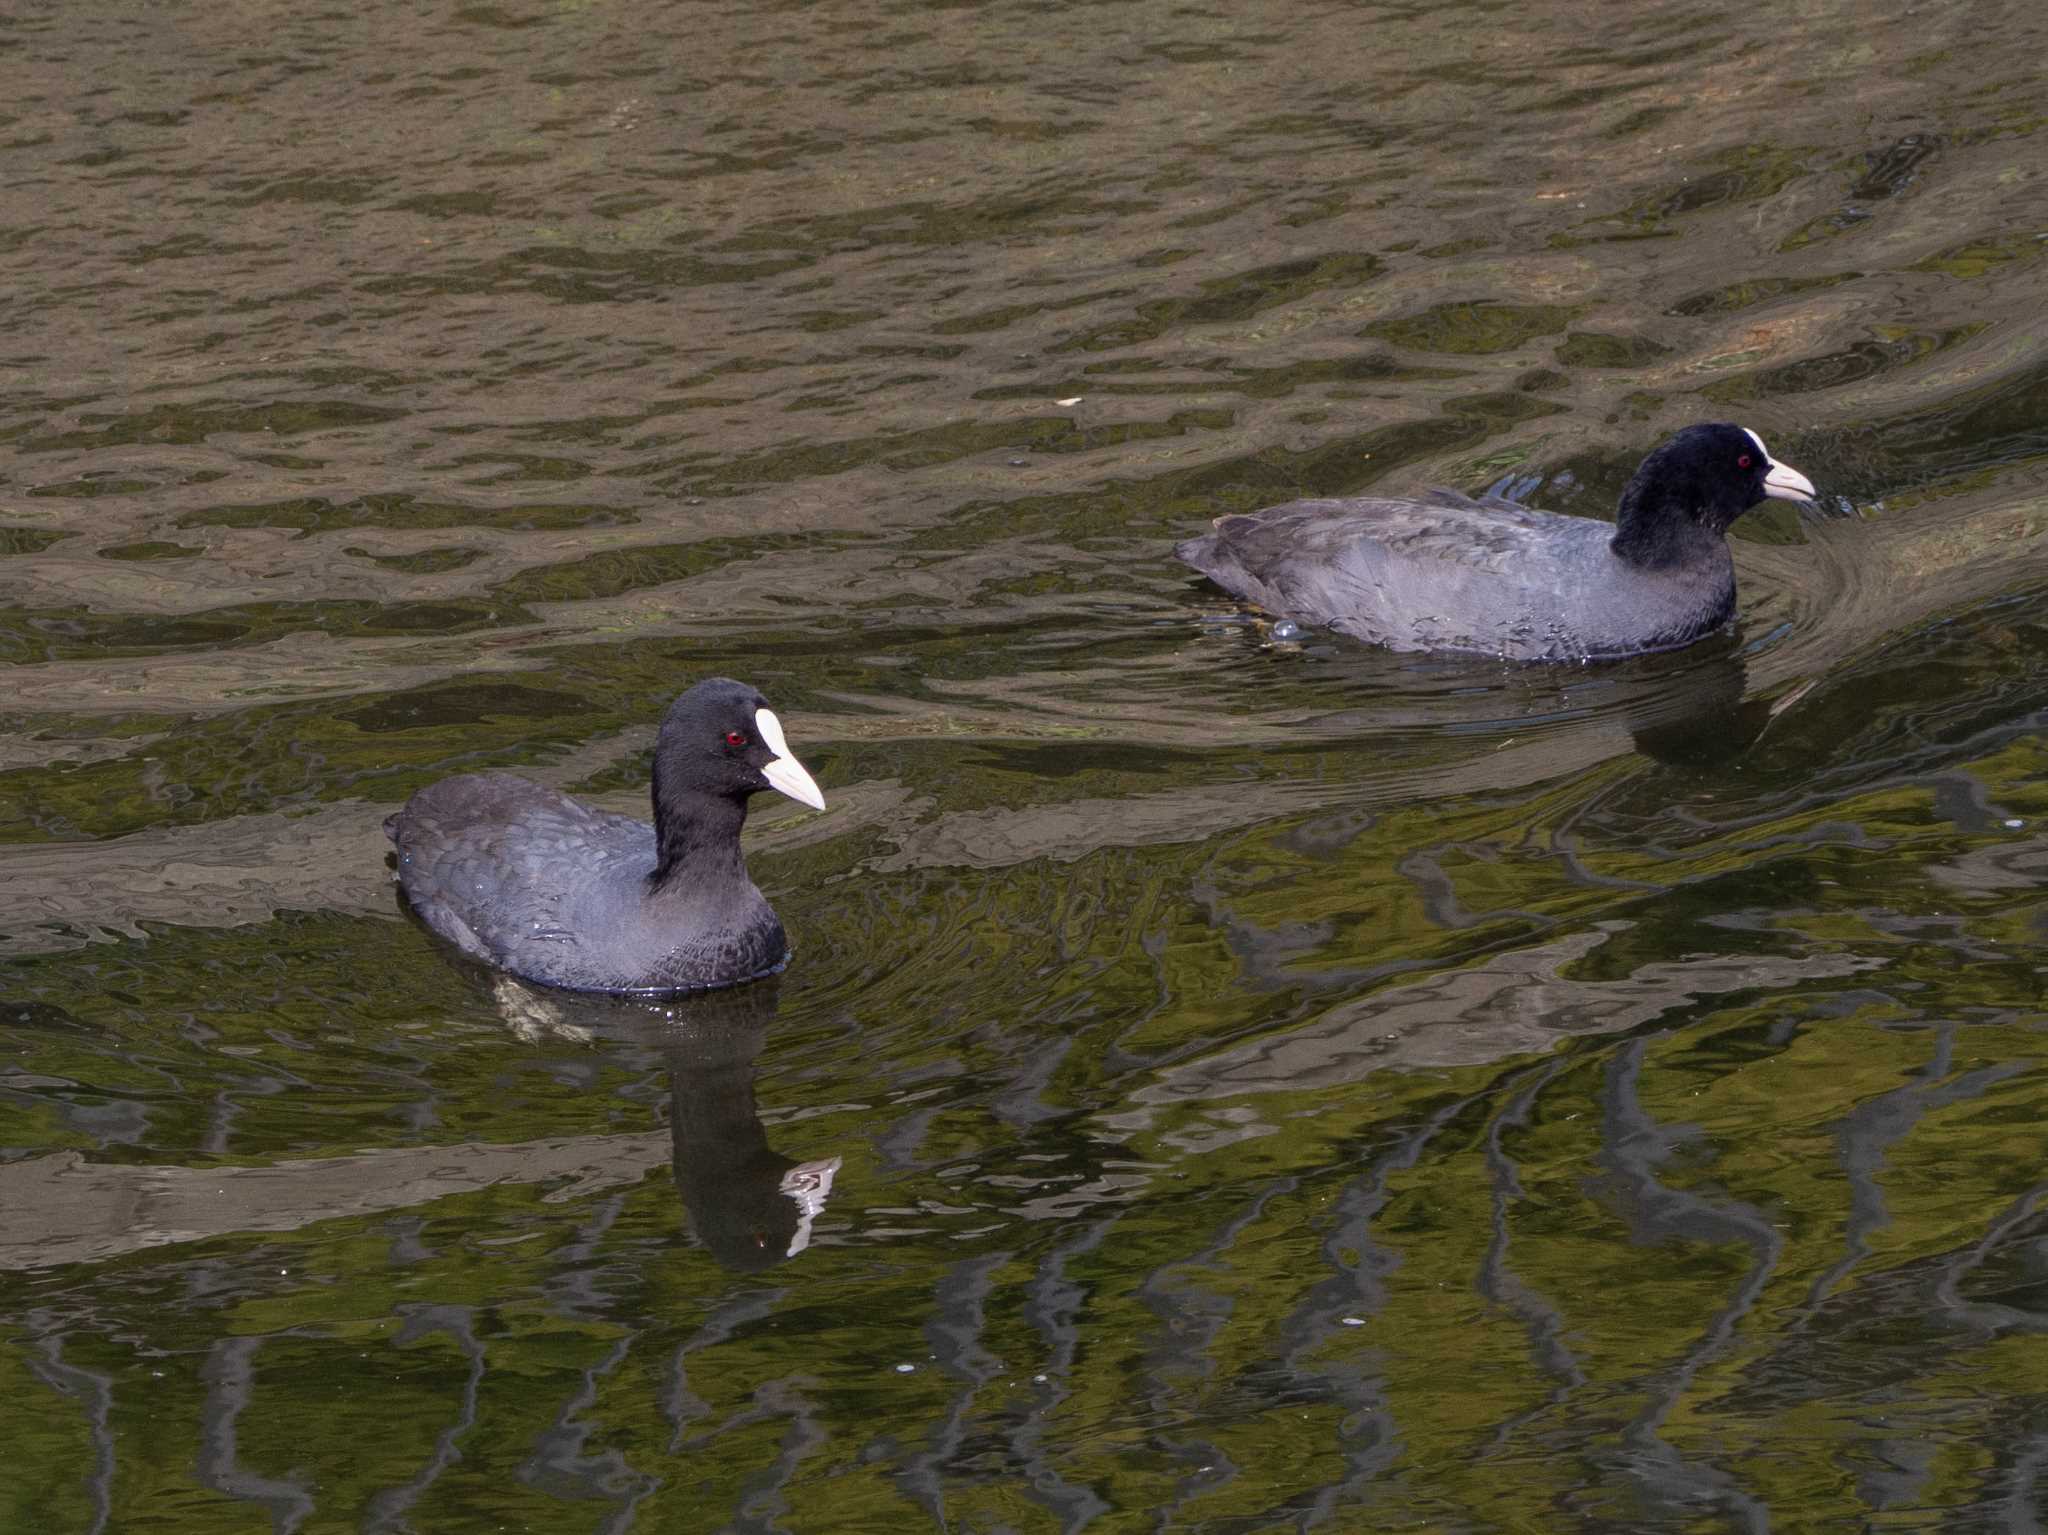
[5,0,2048,1529]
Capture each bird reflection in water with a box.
[1622,649,1816,768]
[488,975,841,1272]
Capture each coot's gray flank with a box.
[1176,422,1818,662]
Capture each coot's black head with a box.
[653,677,825,811]
[1613,423,1817,566]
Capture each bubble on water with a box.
[1271,619,1301,641]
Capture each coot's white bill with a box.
[755,707,825,810]
[1741,428,1817,503]
[1762,460,1817,503]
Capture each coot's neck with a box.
[1609,479,1723,571]
[648,781,751,892]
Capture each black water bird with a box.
[385,678,825,994]
[1175,423,1818,661]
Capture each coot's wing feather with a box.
[1207,495,1571,572]
[387,773,653,965]
[1181,496,1608,653]
[1415,486,1550,516]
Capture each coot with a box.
[385,678,825,994]
[1175,423,1817,661]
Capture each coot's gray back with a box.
[386,772,788,993]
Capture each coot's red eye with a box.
[725,730,746,747]
[1738,454,1754,469]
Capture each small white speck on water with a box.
[894,1362,916,1374]
[1033,1373,1049,1384]
[2006,818,2025,829]
[1341,1316,1366,1327]
[1055,396,1082,407]
[1271,619,1301,641]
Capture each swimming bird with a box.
[1175,423,1818,661]
[384,677,825,994]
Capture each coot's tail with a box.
[1174,530,1239,590]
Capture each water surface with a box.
[5,0,2048,1529]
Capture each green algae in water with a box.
[179,494,641,536]
[0,528,67,555]
[12,400,405,455]
[0,597,535,666]
[1362,301,1582,355]
[1554,331,1674,368]
[1666,271,1864,317]
[342,544,486,574]
[1056,252,1386,353]
[97,540,206,561]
